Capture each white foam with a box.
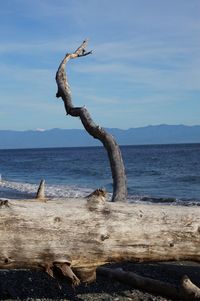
[0,179,94,198]
[0,179,152,202]
[1,179,198,205]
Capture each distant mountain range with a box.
[0,125,200,149]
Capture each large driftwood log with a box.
[55,40,127,202]
[1,196,200,285]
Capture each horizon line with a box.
[1,123,200,132]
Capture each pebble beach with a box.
[1,261,200,300]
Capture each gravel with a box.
[1,261,200,300]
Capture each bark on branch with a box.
[55,40,127,202]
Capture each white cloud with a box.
[36,128,46,132]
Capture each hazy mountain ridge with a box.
[0,125,200,149]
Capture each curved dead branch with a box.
[55,40,127,202]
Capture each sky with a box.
[0,0,199,131]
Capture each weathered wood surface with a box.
[55,40,127,202]
[1,198,200,275]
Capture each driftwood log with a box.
[97,267,200,301]
[55,40,127,202]
[1,194,200,287]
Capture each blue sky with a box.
[0,0,199,130]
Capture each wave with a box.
[0,179,93,199]
[177,175,200,184]
[128,195,200,206]
[1,179,200,206]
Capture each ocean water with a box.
[0,144,200,204]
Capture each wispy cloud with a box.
[0,37,87,54]
[0,0,199,130]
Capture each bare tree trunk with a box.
[55,40,127,202]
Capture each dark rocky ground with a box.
[0,261,200,301]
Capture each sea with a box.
[0,144,200,205]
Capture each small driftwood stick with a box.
[55,40,127,202]
[36,179,46,201]
[97,267,200,301]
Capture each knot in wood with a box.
[74,266,96,283]
[54,216,61,223]
[4,257,13,264]
[101,233,110,241]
